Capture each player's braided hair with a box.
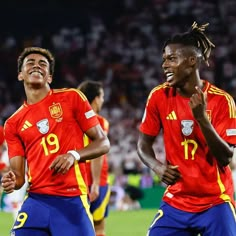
[164,21,215,66]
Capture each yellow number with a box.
[13,212,28,229]
[40,133,60,156]
[41,137,49,156]
[181,138,198,160]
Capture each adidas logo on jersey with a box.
[21,120,33,131]
[166,111,177,120]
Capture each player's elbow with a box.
[213,145,234,167]
[216,154,232,167]
[137,139,147,162]
[137,141,143,158]
[102,136,110,155]
[219,159,231,167]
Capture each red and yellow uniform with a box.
[140,80,236,212]
[84,115,110,222]
[4,88,99,197]
[85,115,109,187]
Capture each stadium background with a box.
[0,0,236,226]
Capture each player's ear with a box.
[18,72,23,81]
[47,75,52,84]
[189,56,197,66]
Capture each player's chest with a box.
[18,100,73,139]
[159,98,212,137]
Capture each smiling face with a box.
[162,44,195,88]
[18,53,52,88]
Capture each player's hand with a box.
[89,183,100,202]
[1,171,16,194]
[189,86,207,121]
[49,153,75,175]
[160,165,181,185]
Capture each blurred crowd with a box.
[0,0,236,181]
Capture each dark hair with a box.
[17,47,55,75]
[163,22,215,66]
[78,80,103,103]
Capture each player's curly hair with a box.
[17,47,55,75]
[163,21,215,66]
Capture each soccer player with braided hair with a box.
[137,22,236,235]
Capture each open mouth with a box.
[166,72,174,82]
[30,71,43,76]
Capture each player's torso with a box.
[154,84,235,211]
[11,90,88,196]
[17,91,84,162]
[158,88,211,159]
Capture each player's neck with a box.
[177,78,204,98]
[25,86,51,105]
[91,104,99,114]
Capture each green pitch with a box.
[0,212,14,235]
[107,209,157,235]
[0,209,157,236]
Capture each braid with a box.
[164,21,215,66]
[190,21,215,66]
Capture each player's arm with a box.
[195,118,233,166]
[137,132,181,185]
[1,155,26,193]
[90,155,103,201]
[189,87,233,166]
[50,124,110,174]
[79,124,110,162]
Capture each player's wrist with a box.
[67,150,81,161]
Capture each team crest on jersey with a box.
[181,120,194,136]
[37,119,49,134]
[49,103,63,119]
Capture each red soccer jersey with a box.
[85,115,109,186]
[140,80,236,212]
[4,88,99,197]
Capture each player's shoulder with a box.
[97,115,109,132]
[5,104,25,123]
[206,82,235,115]
[97,114,106,121]
[52,88,87,101]
[148,82,170,98]
[207,82,234,101]
[208,83,231,96]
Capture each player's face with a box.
[96,88,104,113]
[162,44,193,88]
[18,53,52,87]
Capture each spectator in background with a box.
[78,80,110,236]
[140,168,154,188]
[0,126,7,174]
[116,185,142,211]
[0,125,7,212]
[137,22,236,235]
